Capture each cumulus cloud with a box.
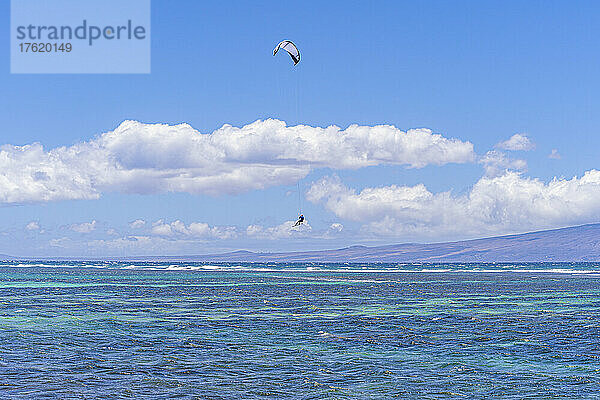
[70,220,97,233]
[329,223,344,232]
[87,235,175,254]
[49,237,70,248]
[25,221,40,231]
[479,150,527,177]
[84,219,326,254]
[307,171,600,239]
[0,142,100,203]
[151,219,237,239]
[496,133,535,151]
[0,119,475,204]
[246,220,312,239]
[549,149,562,159]
[129,219,146,229]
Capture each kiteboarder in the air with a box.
[293,214,305,227]
[274,40,303,228]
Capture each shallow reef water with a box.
[0,262,599,399]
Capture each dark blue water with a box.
[1,262,599,399]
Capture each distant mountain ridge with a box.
[3,224,599,263]
[133,223,600,263]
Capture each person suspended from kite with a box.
[273,40,300,65]
[274,39,304,226]
[293,214,305,227]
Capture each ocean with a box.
[1,262,599,399]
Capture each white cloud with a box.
[87,219,316,254]
[246,220,312,239]
[0,142,100,203]
[70,220,97,233]
[329,223,344,232]
[87,235,174,253]
[151,220,174,236]
[0,119,475,204]
[151,219,237,239]
[307,171,600,239]
[496,133,535,151]
[49,237,70,248]
[129,219,146,229]
[479,150,527,177]
[549,149,562,159]
[25,221,40,231]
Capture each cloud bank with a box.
[70,220,97,233]
[0,119,475,204]
[246,220,313,239]
[307,170,600,239]
[150,219,237,240]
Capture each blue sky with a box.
[2,0,600,257]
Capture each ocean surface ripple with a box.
[1,262,599,399]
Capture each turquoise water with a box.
[1,262,600,399]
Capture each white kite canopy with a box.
[273,40,300,65]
